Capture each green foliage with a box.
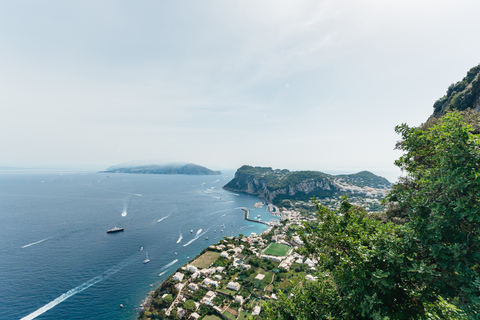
[183,299,196,312]
[389,111,480,315]
[266,194,468,319]
[433,64,480,116]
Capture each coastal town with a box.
[138,204,318,320]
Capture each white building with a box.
[186,264,198,273]
[252,306,261,316]
[173,272,184,281]
[190,312,200,320]
[235,295,244,304]
[227,281,241,291]
[177,308,185,319]
[203,278,219,287]
[188,283,199,291]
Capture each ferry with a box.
[107,227,124,233]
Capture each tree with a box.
[389,111,480,315]
[266,198,466,319]
[183,299,196,312]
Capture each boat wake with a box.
[158,271,167,277]
[21,237,52,249]
[19,255,134,320]
[157,215,169,223]
[184,228,209,247]
[176,234,183,243]
[160,259,178,270]
[134,194,142,197]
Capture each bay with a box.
[0,171,270,320]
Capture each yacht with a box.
[139,246,143,253]
[107,227,124,233]
[143,252,150,264]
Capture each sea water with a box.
[0,171,271,320]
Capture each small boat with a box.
[120,304,124,308]
[143,251,150,264]
[175,252,177,255]
[205,237,209,240]
[107,227,124,233]
[140,247,143,253]
[191,229,193,233]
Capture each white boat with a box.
[140,246,143,253]
[190,229,193,233]
[175,252,177,255]
[143,251,150,264]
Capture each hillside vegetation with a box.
[432,64,480,117]
[223,166,390,204]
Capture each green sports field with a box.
[263,243,290,256]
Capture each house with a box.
[201,291,216,305]
[252,306,261,316]
[177,308,185,319]
[216,266,225,273]
[173,272,184,281]
[220,251,229,259]
[175,283,184,291]
[188,283,199,291]
[186,265,198,273]
[235,295,244,304]
[227,281,241,291]
[203,278,218,287]
[306,274,317,281]
[304,258,316,268]
[190,312,200,320]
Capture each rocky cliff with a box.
[432,64,480,118]
[223,165,391,203]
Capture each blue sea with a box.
[0,171,270,320]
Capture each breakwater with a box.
[241,208,270,225]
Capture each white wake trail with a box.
[160,259,178,270]
[20,257,131,320]
[157,215,169,223]
[176,234,183,244]
[21,237,51,249]
[183,228,209,247]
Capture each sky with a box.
[1,0,480,182]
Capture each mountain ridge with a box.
[101,163,221,175]
[223,165,390,204]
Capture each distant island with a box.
[223,165,391,211]
[101,162,221,175]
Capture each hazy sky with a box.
[2,0,480,181]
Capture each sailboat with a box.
[143,251,150,264]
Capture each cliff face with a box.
[432,64,480,118]
[223,165,390,203]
